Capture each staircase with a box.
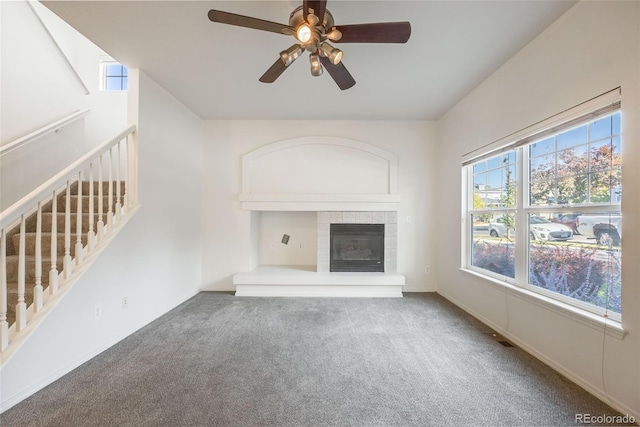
[3,181,124,326]
[0,125,138,356]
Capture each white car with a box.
[489,216,573,241]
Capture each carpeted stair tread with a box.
[5,255,64,284]
[11,233,88,256]
[26,212,106,233]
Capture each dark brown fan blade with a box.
[331,22,411,43]
[319,57,356,90]
[259,58,289,83]
[208,10,289,35]
[303,0,326,23]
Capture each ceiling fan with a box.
[208,1,411,90]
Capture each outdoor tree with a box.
[473,193,485,209]
[499,161,516,239]
[530,143,621,205]
[473,193,493,223]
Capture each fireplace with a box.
[330,224,385,272]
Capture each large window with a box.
[465,104,621,320]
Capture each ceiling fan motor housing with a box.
[289,5,334,30]
[289,5,336,49]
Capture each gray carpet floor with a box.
[0,292,627,426]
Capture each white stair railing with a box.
[0,126,138,352]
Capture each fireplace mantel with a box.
[240,136,399,212]
[239,193,400,211]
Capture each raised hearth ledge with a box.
[234,265,405,297]
[239,194,400,211]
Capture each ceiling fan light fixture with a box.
[306,14,319,27]
[280,44,304,66]
[296,24,312,43]
[325,28,342,42]
[309,53,323,76]
[319,42,343,65]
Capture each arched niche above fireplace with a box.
[240,136,399,211]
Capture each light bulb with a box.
[296,24,312,43]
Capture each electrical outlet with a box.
[122,297,128,309]
[94,305,102,319]
[299,243,303,249]
[424,266,431,274]
[271,243,275,249]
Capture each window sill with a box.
[459,268,626,340]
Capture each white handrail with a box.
[0,123,139,355]
[0,109,91,157]
[0,125,136,230]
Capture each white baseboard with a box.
[437,290,640,422]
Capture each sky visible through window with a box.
[473,113,620,202]
[103,63,128,91]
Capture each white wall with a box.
[202,121,437,291]
[437,1,639,417]
[0,1,83,145]
[0,0,127,210]
[0,70,203,411]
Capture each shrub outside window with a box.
[466,109,621,319]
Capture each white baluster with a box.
[0,228,8,351]
[129,130,139,207]
[16,215,27,331]
[116,141,122,220]
[88,163,96,252]
[123,137,129,213]
[97,155,105,240]
[107,148,114,228]
[63,181,73,279]
[49,190,59,294]
[33,203,44,312]
[76,172,84,265]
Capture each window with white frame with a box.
[100,61,128,91]
[464,98,622,320]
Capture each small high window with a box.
[100,61,128,91]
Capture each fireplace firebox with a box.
[330,224,385,272]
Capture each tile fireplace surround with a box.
[233,210,404,297]
[317,211,398,273]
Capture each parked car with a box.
[489,216,573,241]
[551,213,581,235]
[576,213,621,246]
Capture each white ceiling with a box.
[43,1,576,120]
